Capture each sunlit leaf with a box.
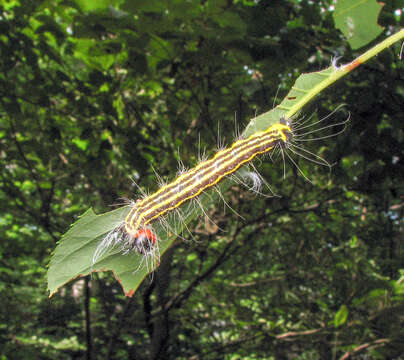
[333,0,384,49]
[334,304,349,327]
[75,0,124,12]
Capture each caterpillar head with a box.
[129,228,157,255]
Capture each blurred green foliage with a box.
[0,0,403,359]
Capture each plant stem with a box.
[285,29,404,119]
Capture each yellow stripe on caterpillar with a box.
[124,122,292,238]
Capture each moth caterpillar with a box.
[92,120,291,261]
[125,122,291,240]
[94,109,348,263]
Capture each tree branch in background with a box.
[339,338,390,360]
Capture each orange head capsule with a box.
[131,228,157,255]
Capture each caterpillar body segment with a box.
[124,122,292,247]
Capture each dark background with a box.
[0,1,403,359]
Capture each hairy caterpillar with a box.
[126,122,291,236]
[93,110,348,263]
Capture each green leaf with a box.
[334,304,349,327]
[73,38,117,71]
[122,0,166,13]
[216,11,246,33]
[74,0,124,12]
[47,30,404,297]
[47,206,167,297]
[48,207,127,296]
[333,0,384,49]
[243,66,337,136]
[72,138,89,151]
[147,35,174,72]
[392,270,404,298]
[245,29,404,136]
[47,200,199,296]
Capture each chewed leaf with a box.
[245,67,337,137]
[246,30,404,137]
[47,30,404,297]
[47,200,201,297]
[47,206,155,297]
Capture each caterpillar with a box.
[93,109,348,263]
[125,122,291,243]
